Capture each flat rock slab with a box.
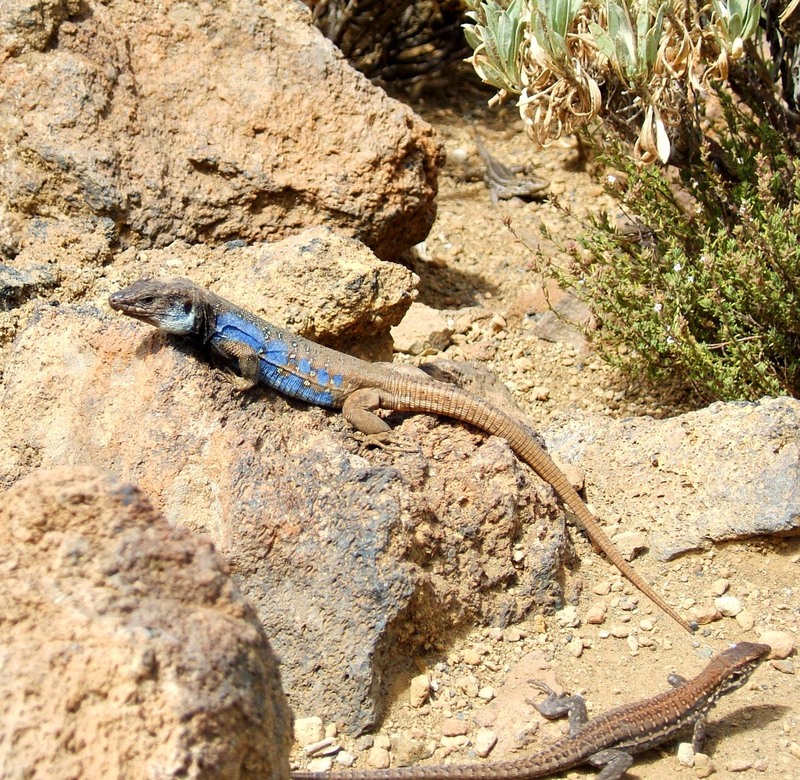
[545,397,800,559]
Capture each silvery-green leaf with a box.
[655,111,671,163]
[588,20,617,59]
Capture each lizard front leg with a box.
[213,338,261,390]
[531,682,634,780]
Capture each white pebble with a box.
[336,752,356,767]
[556,605,580,628]
[714,595,742,616]
[294,716,325,746]
[677,741,695,766]
[478,686,495,701]
[758,630,795,658]
[474,728,498,758]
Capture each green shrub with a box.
[539,91,800,401]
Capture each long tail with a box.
[381,377,695,634]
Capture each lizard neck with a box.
[193,291,221,346]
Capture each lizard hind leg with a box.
[342,388,417,453]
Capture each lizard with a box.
[291,642,770,780]
[472,128,548,204]
[109,277,695,634]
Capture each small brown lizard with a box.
[292,642,770,780]
[472,129,548,204]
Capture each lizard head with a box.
[109,278,201,335]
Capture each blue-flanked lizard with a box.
[109,277,695,634]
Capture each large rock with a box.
[0,302,565,732]
[0,0,442,261]
[0,467,293,780]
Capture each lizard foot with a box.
[215,368,258,392]
[351,431,419,455]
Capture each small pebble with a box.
[531,386,550,401]
[710,578,730,596]
[677,741,695,766]
[556,605,580,628]
[788,742,800,760]
[374,735,391,750]
[462,648,482,666]
[735,610,755,631]
[455,674,479,698]
[690,605,721,625]
[612,531,648,562]
[306,757,333,772]
[391,734,428,765]
[367,747,391,769]
[593,581,612,596]
[714,595,742,616]
[568,637,584,657]
[409,674,431,708]
[441,718,469,737]
[531,614,547,633]
[474,728,498,758]
[478,686,495,701]
[294,716,325,746]
[336,752,356,767]
[355,735,374,751]
[770,658,794,675]
[759,629,795,658]
[693,752,713,777]
[725,757,753,772]
[586,604,607,625]
[440,735,469,748]
[503,627,523,642]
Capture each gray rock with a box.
[0,263,57,311]
[0,0,442,262]
[545,397,800,559]
[0,303,565,732]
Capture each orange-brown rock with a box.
[0,467,293,779]
[0,0,443,261]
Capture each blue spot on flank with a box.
[261,338,290,367]
[212,313,340,407]
[214,311,265,353]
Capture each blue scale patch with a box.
[212,311,343,408]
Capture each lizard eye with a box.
[139,295,155,306]
[183,301,193,314]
